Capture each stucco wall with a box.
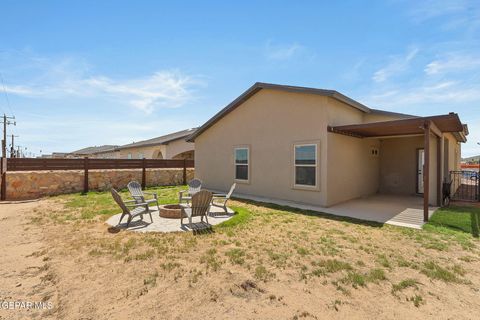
[164,139,195,159]
[5,168,194,200]
[195,89,367,207]
[117,145,166,159]
[108,139,195,160]
[379,136,423,196]
[379,135,439,205]
[194,88,463,208]
[326,134,380,206]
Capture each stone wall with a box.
[5,168,194,200]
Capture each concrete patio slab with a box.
[227,192,436,229]
[106,205,235,233]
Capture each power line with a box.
[0,72,14,116]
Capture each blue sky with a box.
[0,0,479,157]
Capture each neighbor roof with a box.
[187,82,382,141]
[116,128,197,150]
[70,145,118,155]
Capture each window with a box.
[234,147,249,181]
[138,153,144,159]
[294,144,317,187]
[127,153,132,159]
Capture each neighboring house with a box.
[68,145,119,159]
[65,128,197,160]
[462,155,479,164]
[188,82,468,221]
[113,128,196,160]
[50,152,67,158]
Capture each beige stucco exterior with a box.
[194,88,464,208]
[92,139,194,160]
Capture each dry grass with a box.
[8,186,480,319]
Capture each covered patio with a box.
[322,194,436,229]
[328,113,467,223]
[231,193,436,229]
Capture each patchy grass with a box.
[200,248,222,272]
[225,248,246,265]
[28,186,480,318]
[311,259,352,276]
[254,265,275,282]
[408,294,424,307]
[391,279,419,294]
[421,260,462,283]
[58,185,186,221]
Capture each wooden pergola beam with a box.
[429,120,442,138]
[423,121,431,222]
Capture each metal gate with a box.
[450,170,480,202]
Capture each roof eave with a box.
[187,82,371,141]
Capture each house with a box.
[69,145,118,159]
[65,128,197,160]
[188,82,468,223]
[113,128,196,160]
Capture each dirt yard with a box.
[1,188,480,319]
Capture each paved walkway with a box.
[106,205,235,233]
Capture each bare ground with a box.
[1,197,480,320]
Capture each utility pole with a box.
[9,134,18,158]
[1,114,15,201]
[1,114,16,158]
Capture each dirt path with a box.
[0,201,58,320]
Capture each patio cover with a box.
[327,112,468,223]
[327,113,466,141]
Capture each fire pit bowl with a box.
[159,204,184,219]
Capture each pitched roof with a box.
[116,128,197,150]
[70,145,118,155]
[187,82,373,141]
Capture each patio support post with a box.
[437,136,442,206]
[423,121,431,222]
[429,121,442,207]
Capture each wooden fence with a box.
[0,158,194,200]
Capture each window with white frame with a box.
[127,153,132,159]
[138,153,144,159]
[234,147,249,181]
[294,144,317,187]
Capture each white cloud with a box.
[405,0,480,32]
[408,0,468,21]
[264,41,307,61]
[1,53,202,113]
[425,54,480,75]
[372,47,419,82]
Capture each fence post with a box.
[1,157,6,201]
[142,158,146,190]
[83,157,89,194]
[183,159,187,185]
